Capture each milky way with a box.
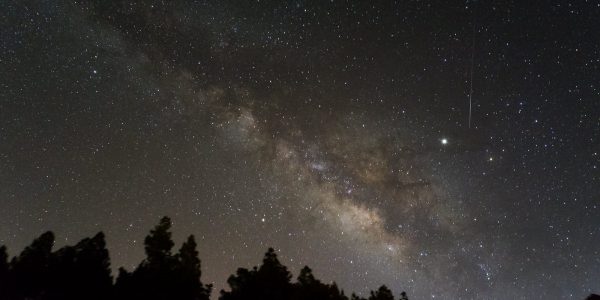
[1,1,599,299]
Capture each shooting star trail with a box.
[468,2,476,129]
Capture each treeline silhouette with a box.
[1,217,597,300]
[0,217,408,300]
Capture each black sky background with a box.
[1,1,599,299]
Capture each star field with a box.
[1,1,599,299]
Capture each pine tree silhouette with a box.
[144,216,175,266]
[258,248,293,300]
[0,245,7,275]
[368,285,395,300]
[294,266,347,300]
[48,232,112,300]
[327,282,348,300]
[114,266,134,299]
[116,216,211,300]
[0,217,412,300]
[351,292,366,300]
[0,245,10,297]
[220,266,259,300]
[116,216,179,300]
[220,247,293,300]
[297,266,317,286]
[10,231,55,299]
[399,291,409,300]
[174,235,212,300]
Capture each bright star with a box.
[441,138,448,145]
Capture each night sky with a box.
[2,1,600,299]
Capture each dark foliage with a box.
[368,285,394,300]
[219,248,405,300]
[115,217,211,300]
[293,266,346,300]
[9,231,55,299]
[220,247,294,300]
[0,246,9,297]
[47,232,112,300]
[0,216,414,300]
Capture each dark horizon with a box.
[0,217,597,300]
[1,216,408,300]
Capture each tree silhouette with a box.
[116,216,174,299]
[258,248,293,299]
[220,266,259,300]
[144,216,175,266]
[74,232,112,298]
[399,291,409,300]
[116,216,179,299]
[0,217,412,300]
[220,247,293,300]
[368,285,395,300]
[351,292,366,300]
[0,245,10,297]
[174,235,212,300]
[0,245,7,275]
[10,231,55,299]
[116,216,210,300]
[114,266,134,299]
[293,266,347,300]
[47,232,112,300]
[297,266,317,286]
[327,283,347,300]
